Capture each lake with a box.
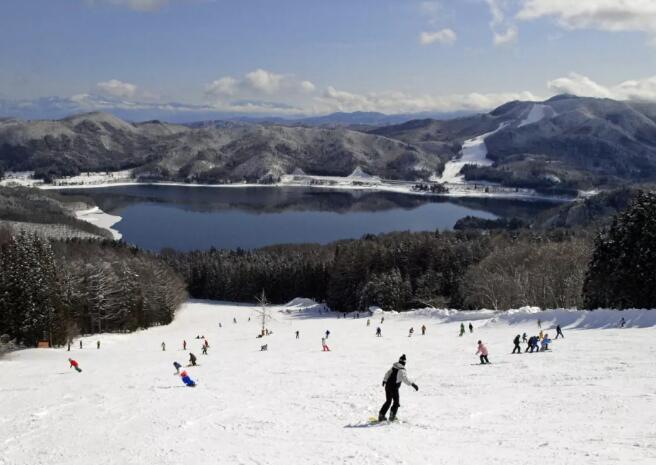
[60,185,559,251]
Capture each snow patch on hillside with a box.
[518,104,556,128]
[75,206,123,240]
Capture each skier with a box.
[161,342,166,351]
[79,340,83,349]
[376,327,382,337]
[522,332,527,343]
[512,334,522,354]
[541,334,552,351]
[201,345,208,355]
[381,317,384,324]
[321,337,330,352]
[189,352,197,366]
[421,325,426,336]
[233,317,237,324]
[295,330,300,339]
[96,341,100,349]
[180,370,196,387]
[325,330,330,339]
[367,319,371,327]
[378,354,418,422]
[538,319,542,329]
[555,325,564,339]
[620,317,626,328]
[469,322,473,333]
[526,336,539,353]
[219,322,222,328]
[173,361,182,374]
[408,327,414,337]
[476,340,490,364]
[183,340,187,350]
[539,330,544,340]
[459,323,465,337]
[68,358,82,373]
[67,341,71,351]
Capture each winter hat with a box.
[399,354,407,365]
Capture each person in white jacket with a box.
[378,354,418,421]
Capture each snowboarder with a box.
[408,327,414,337]
[555,325,564,339]
[295,330,300,339]
[620,317,626,328]
[68,358,82,372]
[96,341,100,349]
[421,325,426,336]
[173,361,182,374]
[512,335,521,354]
[476,340,490,364]
[459,323,465,337]
[321,337,330,352]
[469,322,473,333]
[522,332,527,343]
[161,342,166,351]
[325,330,330,339]
[376,327,382,337]
[180,370,196,387]
[189,352,197,366]
[183,340,187,350]
[378,354,418,422]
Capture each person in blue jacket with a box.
[180,370,196,387]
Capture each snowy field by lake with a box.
[1,300,655,465]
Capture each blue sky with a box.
[1,0,655,115]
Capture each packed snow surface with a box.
[2,300,655,465]
[439,124,507,184]
[75,206,122,240]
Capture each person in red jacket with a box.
[68,358,82,372]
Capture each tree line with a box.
[0,229,186,347]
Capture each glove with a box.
[382,381,386,387]
[412,383,419,391]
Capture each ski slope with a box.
[1,300,655,465]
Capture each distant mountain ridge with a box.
[2,95,656,190]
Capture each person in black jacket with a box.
[512,334,522,354]
[378,354,418,422]
[555,325,564,339]
[189,352,197,366]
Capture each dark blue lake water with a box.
[61,185,557,251]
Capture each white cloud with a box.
[420,28,457,45]
[206,77,238,96]
[96,79,138,98]
[548,73,656,101]
[493,25,518,45]
[517,0,656,44]
[315,86,540,114]
[206,69,316,98]
[85,0,170,12]
[486,0,518,45]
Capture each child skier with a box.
[321,337,330,352]
[541,334,552,351]
[180,370,196,387]
[68,358,82,372]
[476,340,490,364]
[378,354,418,422]
[512,334,521,354]
[173,361,182,374]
